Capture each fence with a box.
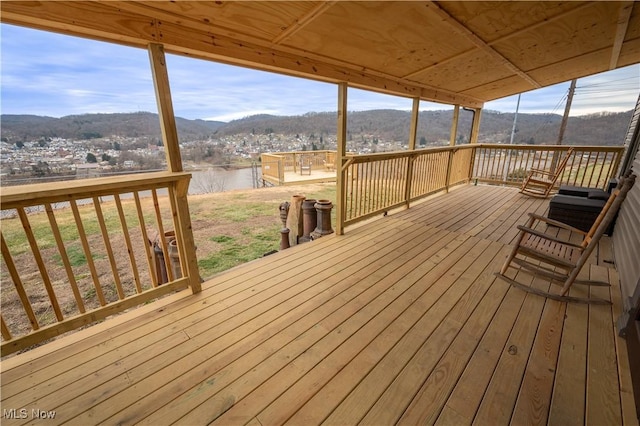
[0,171,200,356]
[261,151,337,185]
[340,144,624,228]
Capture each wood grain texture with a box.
[1,185,634,426]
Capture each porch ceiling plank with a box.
[149,16,482,108]
[610,2,635,69]
[0,1,155,48]
[0,186,634,425]
[3,1,638,108]
[422,1,540,90]
[271,1,338,45]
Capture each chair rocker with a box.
[520,147,574,198]
[497,174,636,304]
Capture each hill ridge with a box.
[1,109,633,146]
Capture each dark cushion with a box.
[549,194,605,213]
[559,185,591,197]
[587,189,609,200]
[559,185,610,200]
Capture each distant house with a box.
[75,163,101,179]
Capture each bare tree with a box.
[190,168,227,194]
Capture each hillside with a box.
[1,109,633,146]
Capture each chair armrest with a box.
[517,225,584,248]
[527,213,588,235]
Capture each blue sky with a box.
[1,23,639,122]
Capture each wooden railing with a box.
[261,153,285,185]
[340,144,623,228]
[0,171,200,356]
[261,151,337,185]
[342,146,475,226]
[471,144,624,189]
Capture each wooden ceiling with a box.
[2,1,639,109]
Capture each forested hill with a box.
[1,109,633,146]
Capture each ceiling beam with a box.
[610,1,634,70]
[271,1,337,45]
[0,0,483,108]
[424,1,541,89]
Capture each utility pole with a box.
[551,78,576,174]
[557,79,577,146]
[504,93,521,182]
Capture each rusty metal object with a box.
[279,201,290,228]
[314,199,334,236]
[300,198,317,242]
[286,194,305,246]
[280,228,290,250]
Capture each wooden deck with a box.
[263,170,337,186]
[1,184,636,425]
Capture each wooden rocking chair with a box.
[520,147,574,198]
[496,173,636,304]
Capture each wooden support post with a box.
[173,177,201,293]
[449,105,460,146]
[336,83,348,235]
[149,43,200,293]
[148,43,182,173]
[408,98,419,151]
[405,98,419,207]
[470,107,482,144]
[405,155,415,207]
[445,148,455,192]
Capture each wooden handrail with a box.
[0,171,191,207]
[338,144,624,230]
[1,171,198,356]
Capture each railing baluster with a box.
[17,207,64,321]
[1,172,195,354]
[44,203,85,313]
[115,194,143,294]
[1,233,40,331]
[70,199,107,306]
[134,192,159,289]
[589,151,601,188]
[1,315,11,341]
[93,196,126,300]
[152,189,174,283]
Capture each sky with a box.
[1,23,639,122]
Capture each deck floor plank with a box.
[586,265,622,426]
[61,220,442,424]
[1,185,634,426]
[286,237,495,426]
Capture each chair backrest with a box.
[550,147,574,183]
[581,174,636,248]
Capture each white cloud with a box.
[2,23,639,120]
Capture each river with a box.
[188,167,257,194]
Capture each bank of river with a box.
[188,167,256,194]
